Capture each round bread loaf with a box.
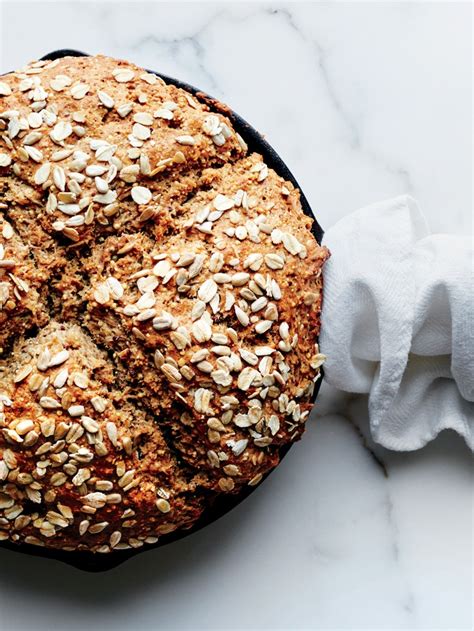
[0,54,329,553]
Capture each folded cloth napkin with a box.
[319,195,474,451]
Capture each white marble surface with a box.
[0,2,472,630]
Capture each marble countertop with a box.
[0,2,472,629]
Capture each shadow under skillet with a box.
[0,479,254,604]
[0,413,321,606]
[0,437,289,606]
[0,389,472,612]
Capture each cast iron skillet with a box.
[0,49,324,571]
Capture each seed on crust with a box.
[156,499,171,513]
[131,186,152,205]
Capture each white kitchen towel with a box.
[319,195,474,451]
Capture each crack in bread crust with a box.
[0,54,329,553]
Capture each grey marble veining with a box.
[0,2,472,630]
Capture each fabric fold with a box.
[320,195,473,450]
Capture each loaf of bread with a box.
[0,55,329,553]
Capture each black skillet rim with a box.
[0,49,324,572]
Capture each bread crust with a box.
[0,55,329,553]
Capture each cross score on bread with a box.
[0,55,329,553]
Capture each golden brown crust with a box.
[0,215,49,354]
[0,54,329,553]
[0,323,205,551]
[0,55,245,246]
